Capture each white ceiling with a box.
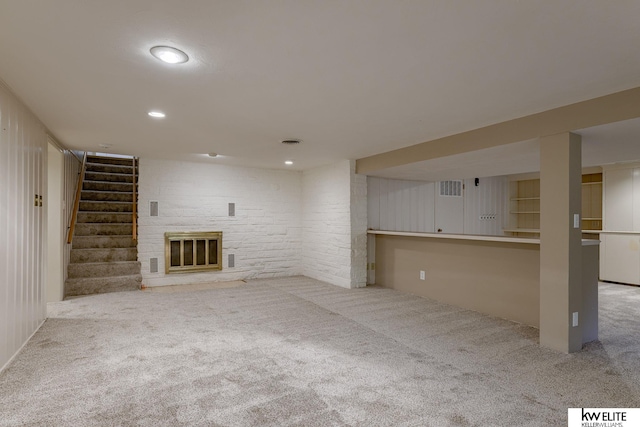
[371,118,640,181]
[1,1,640,175]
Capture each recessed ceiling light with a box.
[285,160,293,165]
[150,46,189,64]
[148,111,166,118]
[99,144,111,149]
[208,152,218,157]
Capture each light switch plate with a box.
[573,214,580,228]
[572,312,579,327]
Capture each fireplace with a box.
[164,231,222,273]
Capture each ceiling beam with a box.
[356,86,640,174]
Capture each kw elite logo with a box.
[568,408,639,427]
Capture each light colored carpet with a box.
[0,277,638,426]
[143,280,247,293]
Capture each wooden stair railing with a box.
[67,152,87,244]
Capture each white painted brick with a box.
[138,158,368,289]
[301,160,367,289]
[138,159,303,286]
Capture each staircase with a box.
[65,155,142,297]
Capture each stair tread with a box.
[83,181,136,186]
[86,161,133,167]
[82,189,134,193]
[65,274,142,283]
[74,234,135,237]
[86,158,136,166]
[83,180,135,188]
[85,170,134,176]
[77,212,132,215]
[82,180,133,185]
[80,201,133,205]
[71,247,135,251]
[76,222,133,225]
[67,273,142,278]
[69,260,140,266]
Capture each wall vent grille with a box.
[150,201,159,216]
[150,257,158,273]
[439,180,463,197]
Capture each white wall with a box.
[367,175,509,284]
[367,175,509,235]
[368,177,435,232]
[0,80,48,373]
[137,159,303,286]
[302,160,367,289]
[462,176,509,235]
[600,163,640,285]
[47,142,64,302]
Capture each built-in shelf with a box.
[507,173,603,236]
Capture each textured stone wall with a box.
[302,160,367,288]
[137,158,303,286]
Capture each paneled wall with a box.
[462,176,509,235]
[368,177,435,232]
[0,80,48,372]
[367,176,509,235]
[366,175,508,284]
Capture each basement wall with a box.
[137,159,303,286]
[366,175,509,284]
[367,175,509,235]
[302,160,367,289]
[0,80,48,373]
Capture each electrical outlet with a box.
[479,214,496,220]
[572,312,579,327]
[419,270,425,280]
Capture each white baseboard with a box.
[0,319,46,376]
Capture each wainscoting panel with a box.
[0,80,48,372]
[368,177,435,233]
[463,176,509,235]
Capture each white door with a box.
[435,180,464,234]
